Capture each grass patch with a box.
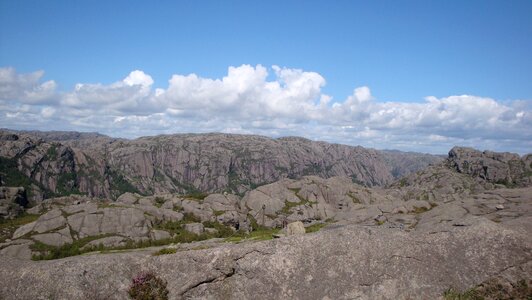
[443,287,483,300]
[97,202,119,209]
[213,210,225,216]
[305,222,328,233]
[202,221,234,238]
[30,233,115,260]
[153,247,177,256]
[412,206,429,214]
[225,227,280,243]
[444,279,531,300]
[0,213,40,243]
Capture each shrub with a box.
[128,271,169,300]
[154,197,166,208]
[153,248,177,256]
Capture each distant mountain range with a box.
[1,129,445,202]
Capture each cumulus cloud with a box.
[61,70,155,114]
[0,65,530,154]
[0,67,57,104]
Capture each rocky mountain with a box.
[0,146,531,299]
[0,130,443,203]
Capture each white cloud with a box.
[0,67,57,104]
[60,70,155,114]
[0,66,530,154]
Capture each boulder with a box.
[184,223,204,235]
[150,230,171,241]
[448,146,530,186]
[116,193,140,205]
[12,221,37,239]
[0,242,32,260]
[32,227,73,247]
[286,221,305,235]
[33,209,66,233]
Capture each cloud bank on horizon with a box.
[0,65,530,154]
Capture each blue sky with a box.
[0,0,531,154]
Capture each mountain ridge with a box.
[0,129,444,203]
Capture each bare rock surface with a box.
[0,220,529,300]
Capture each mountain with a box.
[0,129,443,203]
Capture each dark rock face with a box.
[0,187,27,219]
[448,146,531,187]
[0,130,442,201]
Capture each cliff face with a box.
[448,146,532,187]
[0,130,443,202]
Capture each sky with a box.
[0,0,531,154]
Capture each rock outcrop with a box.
[448,146,532,187]
[0,219,529,299]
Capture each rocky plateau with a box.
[0,130,531,299]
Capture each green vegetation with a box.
[0,157,33,192]
[45,144,58,160]
[248,214,269,231]
[106,169,140,197]
[202,221,234,237]
[495,178,517,188]
[55,172,81,196]
[224,227,280,243]
[443,279,531,300]
[0,213,40,243]
[399,178,408,187]
[154,197,165,208]
[375,220,386,226]
[412,206,429,214]
[128,271,169,300]
[30,234,115,260]
[152,247,177,256]
[182,192,208,201]
[213,210,225,216]
[305,222,328,233]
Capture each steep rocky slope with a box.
[0,130,442,203]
